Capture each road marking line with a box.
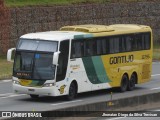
[0,117,11,120]
[150,87,160,90]
[0,93,13,97]
[152,109,160,111]
[0,80,11,84]
[151,74,160,77]
[0,94,26,99]
[51,100,83,106]
[106,117,126,120]
[152,62,160,64]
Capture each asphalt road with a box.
[0,62,160,112]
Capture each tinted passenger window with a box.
[97,40,102,55]
[144,33,150,49]
[71,41,83,58]
[70,32,151,58]
[109,37,120,53]
[120,37,126,52]
[84,40,96,56]
[102,39,108,54]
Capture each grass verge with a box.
[5,0,102,7]
[5,0,145,7]
[0,55,13,80]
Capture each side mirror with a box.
[53,51,60,65]
[7,48,16,62]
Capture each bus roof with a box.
[60,24,151,33]
[21,24,151,41]
[20,31,87,41]
[109,24,151,31]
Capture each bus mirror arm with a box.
[7,48,16,62]
[53,51,61,65]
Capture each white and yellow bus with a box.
[7,24,152,100]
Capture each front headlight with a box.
[43,83,54,87]
[13,80,20,85]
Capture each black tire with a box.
[67,82,77,100]
[30,94,39,99]
[128,74,136,91]
[120,74,128,92]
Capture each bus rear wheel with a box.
[30,94,39,99]
[120,74,128,92]
[67,82,77,100]
[128,74,136,91]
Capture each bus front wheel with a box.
[67,82,77,100]
[120,74,128,92]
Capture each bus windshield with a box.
[13,39,58,80]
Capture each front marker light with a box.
[43,83,54,87]
[13,80,20,85]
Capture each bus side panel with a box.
[101,54,128,88]
[137,50,152,84]
[68,58,93,93]
[101,50,152,88]
[68,57,112,93]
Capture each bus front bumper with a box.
[13,84,58,96]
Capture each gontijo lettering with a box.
[110,55,134,64]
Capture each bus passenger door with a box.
[56,40,69,83]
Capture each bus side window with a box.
[71,40,83,58]
[83,39,96,57]
[134,34,145,51]
[109,37,120,53]
[56,40,69,82]
[88,40,96,56]
[102,38,108,54]
[125,36,132,52]
[132,35,137,50]
[109,37,114,53]
[120,36,126,52]
[144,33,151,50]
[84,40,89,56]
[97,39,102,55]
[141,34,145,50]
[135,33,150,51]
[114,37,120,53]
[71,41,76,58]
